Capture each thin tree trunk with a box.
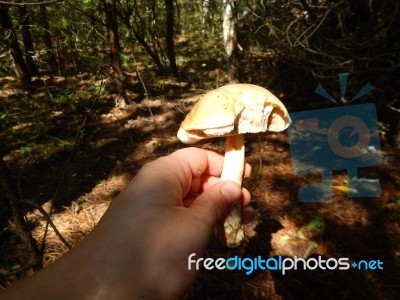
[0,4,31,85]
[39,5,58,75]
[130,0,165,72]
[133,29,165,71]
[202,0,210,37]
[223,0,240,83]
[164,0,179,77]
[18,6,40,77]
[102,0,127,108]
[149,0,166,67]
[0,157,42,270]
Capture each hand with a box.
[2,147,252,300]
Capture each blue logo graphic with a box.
[288,73,382,202]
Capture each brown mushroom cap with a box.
[177,83,291,144]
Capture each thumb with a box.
[189,181,242,229]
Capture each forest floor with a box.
[1,71,400,299]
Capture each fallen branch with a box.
[20,200,72,250]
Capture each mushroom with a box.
[177,83,291,246]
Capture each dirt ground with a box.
[1,74,400,299]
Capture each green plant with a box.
[307,215,326,231]
[120,53,130,70]
[20,142,35,158]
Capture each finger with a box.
[170,147,224,178]
[184,187,251,207]
[186,175,220,197]
[244,164,251,178]
[183,195,254,224]
[242,206,255,224]
[184,184,253,225]
[241,188,251,206]
[128,147,251,206]
[188,174,253,197]
[189,181,241,230]
[171,147,251,178]
[185,197,255,225]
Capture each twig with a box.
[20,200,72,249]
[387,103,400,113]
[131,54,154,118]
[0,0,63,6]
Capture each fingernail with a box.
[221,181,240,204]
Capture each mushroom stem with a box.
[220,134,245,246]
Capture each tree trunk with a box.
[18,6,40,77]
[0,4,31,85]
[38,5,58,75]
[202,0,210,37]
[222,0,240,83]
[164,0,179,77]
[133,29,165,71]
[130,0,165,73]
[102,0,128,108]
[0,157,42,270]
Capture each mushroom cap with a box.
[177,83,291,144]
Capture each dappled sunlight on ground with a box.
[1,75,400,299]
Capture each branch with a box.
[65,0,105,26]
[387,103,400,113]
[0,0,63,6]
[21,200,72,249]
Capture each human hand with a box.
[2,147,252,300]
[93,147,252,299]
